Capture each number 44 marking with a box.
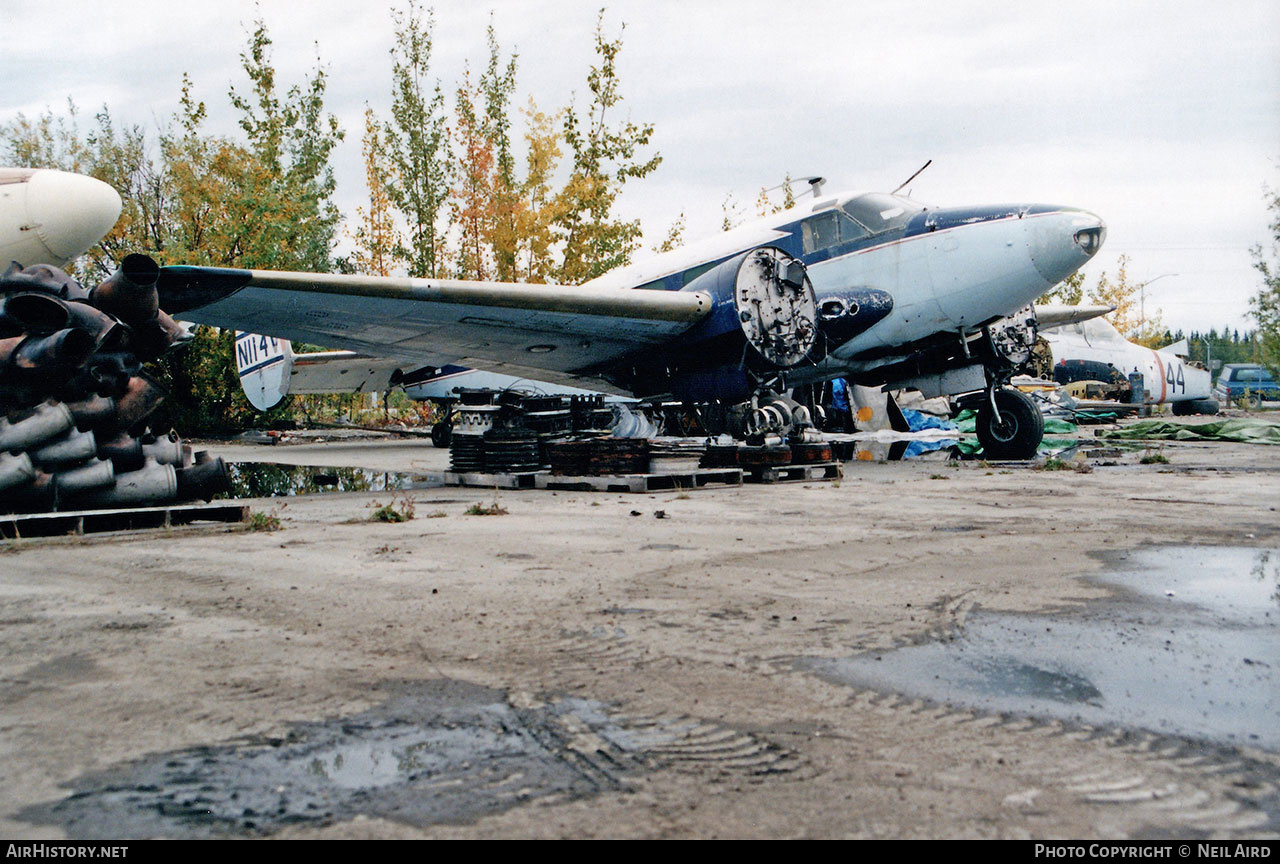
[1166,362,1185,395]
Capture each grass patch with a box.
[1037,457,1093,473]
[464,501,508,516]
[247,504,285,532]
[369,494,416,522]
[1140,450,1170,465]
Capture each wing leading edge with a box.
[158,266,712,392]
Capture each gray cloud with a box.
[2,0,1276,332]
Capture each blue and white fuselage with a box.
[585,190,1104,399]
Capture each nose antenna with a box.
[892,159,932,195]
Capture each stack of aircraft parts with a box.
[789,441,833,464]
[513,393,573,466]
[547,438,650,476]
[569,395,614,433]
[449,398,498,473]
[700,439,831,467]
[448,389,636,473]
[0,256,230,513]
[646,440,705,472]
[700,443,740,469]
[482,428,542,473]
[736,445,793,468]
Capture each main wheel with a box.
[1172,398,1219,416]
[976,388,1044,460]
[430,421,453,448]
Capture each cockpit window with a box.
[801,211,870,254]
[1079,317,1128,344]
[842,193,925,233]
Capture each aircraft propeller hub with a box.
[733,247,818,369]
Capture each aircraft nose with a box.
[1029,207,1106,285]
[24,169,122,265]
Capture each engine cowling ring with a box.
[731,247,818,369]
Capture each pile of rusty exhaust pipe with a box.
[0,255,230,513]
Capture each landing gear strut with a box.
[976,388,1043,460]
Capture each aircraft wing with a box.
[1034,304,1115,331]
[159,266,712,391]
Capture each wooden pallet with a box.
[0,502,249,539]
[434,470,542,489]
[744,462,842,484]
[535,467,743,493]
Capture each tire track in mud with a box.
[519,624,808,780]
[837,689,1280,838]
[538,614,1279,839]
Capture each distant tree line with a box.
[1251,184,1280,372]
[0,5,662,433]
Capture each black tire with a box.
[976,388,1044,460]
[430,421,452,448]
[1172,398,1219,416]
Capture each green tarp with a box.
[1098,418,1280,445]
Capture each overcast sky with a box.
[3,0,1277,334]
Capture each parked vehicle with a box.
[1212,364,1280,408]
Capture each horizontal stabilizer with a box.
[236,332,406,410]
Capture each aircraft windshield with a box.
[841,194,925,233]
[1076,317,1128,344]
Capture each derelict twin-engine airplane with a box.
[152,178,1106,458]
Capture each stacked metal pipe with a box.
[0,255,230,513]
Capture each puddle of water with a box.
[220,463,430,499]
[22,681,624,838]
[805,546,1279,751]
[21,680,791,839]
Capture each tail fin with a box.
[235,332,293,411]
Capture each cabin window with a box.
[801,213,840,253]
[802,212,870,254]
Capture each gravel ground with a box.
[2,417,1277,839]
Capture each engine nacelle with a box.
[611,247,894,404]
[681,246,819,370]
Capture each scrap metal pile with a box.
[0,255,230,513]
[448,389,645,476]
[447,388,840,477]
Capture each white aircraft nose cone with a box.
[1029,207,1107,285]
[24,169,122,265]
